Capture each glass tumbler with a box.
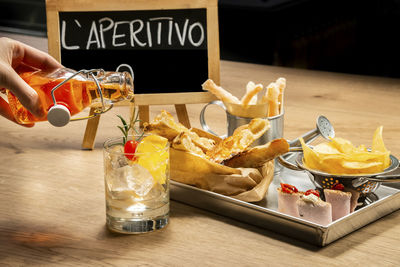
[103,135,170,234]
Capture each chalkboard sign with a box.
[46,0,219,149]
[46,0,220,105]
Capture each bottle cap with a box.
[47,104,71,127]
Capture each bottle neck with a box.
[95,71,134,103]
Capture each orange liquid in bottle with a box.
[7,70,130,124]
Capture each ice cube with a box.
[109,145,128,168]
[106,164,155,199]
[126,164,155,197]
[144,182,165,201]
[106,166,134,199]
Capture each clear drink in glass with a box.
[103,135,169,234]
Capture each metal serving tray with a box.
[170,166,400,246]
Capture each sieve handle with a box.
[288,115,335,147]
[288,128,319,147]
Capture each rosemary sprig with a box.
[117,107,143,144]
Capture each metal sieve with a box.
[278,148,400,194]
[280,115,400,194]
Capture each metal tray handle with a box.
[367,174,400,183]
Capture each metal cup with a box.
[200,100,284,172]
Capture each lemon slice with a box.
[136,135,169,184]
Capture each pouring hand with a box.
[0,37,62,126]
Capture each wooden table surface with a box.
[1,33,399,266]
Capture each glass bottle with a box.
[6,68,134,126]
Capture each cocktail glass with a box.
[103,135,170,234]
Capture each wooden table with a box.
[1,32,399,266]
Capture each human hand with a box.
[0,37,62,127]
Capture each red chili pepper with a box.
[305,189,320,197]
[124,140,139,161]
[280,183,298,194]
[331,182,344,191]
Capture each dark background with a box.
[1,0,400,79]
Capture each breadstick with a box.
[241,81,263,107]
[260,82,272,104]
[266,83,280,117]
[242,81,256,104]
[245,81,258,105]
[202,79,241,104]
[259,93,268,104]
[275,77,286,113]
[224,138,289,168]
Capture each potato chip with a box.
[329,137,354,154]
[300,138,321,171]
[356,144,368,152]
[300,126,391,175]
[372,126,387,152]
[313,142,340,154]
[341,161,382,172]
[372,126,391,167]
